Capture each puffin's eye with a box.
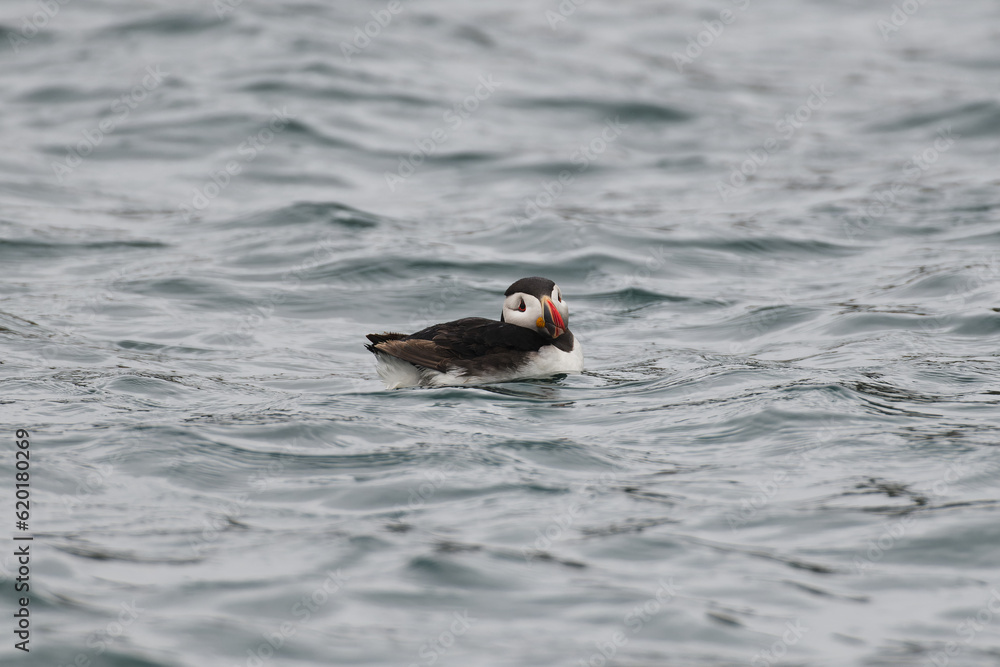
[517,299,526,312]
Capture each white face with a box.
[502,284,569,337]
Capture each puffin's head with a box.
[500,276,569,339]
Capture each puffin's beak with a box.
[539,296,566,339]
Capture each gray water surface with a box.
[2,1,1000,666]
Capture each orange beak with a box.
[540,296,566,339]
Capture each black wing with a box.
[366,318,552,375]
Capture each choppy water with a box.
[2,1,1000,665]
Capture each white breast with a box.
[373,337,583,389]
[516,337,584,379]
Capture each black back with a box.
[366,317,575,374]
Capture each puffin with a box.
[366,277,583,389]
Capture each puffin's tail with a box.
[365,332,407,354]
